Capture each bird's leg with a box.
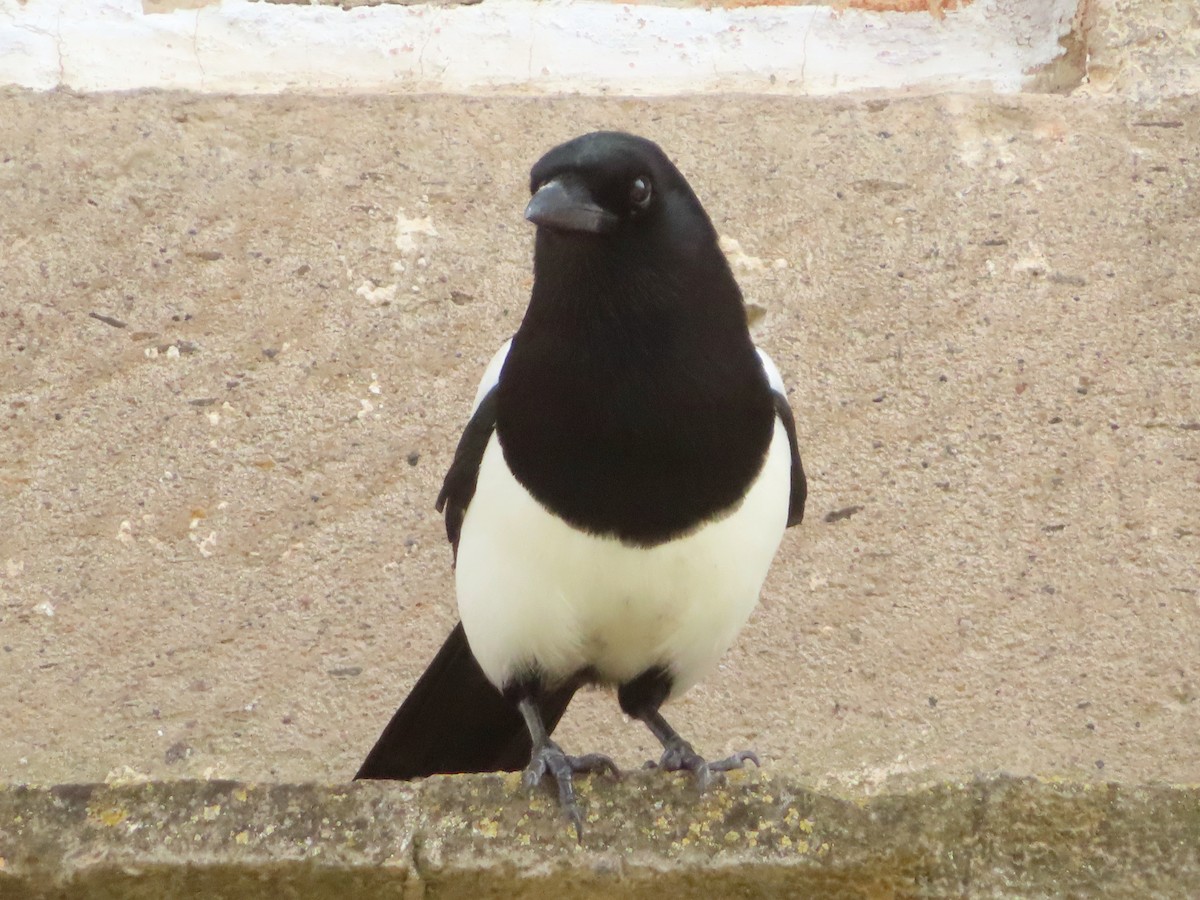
[637,708,759,791]
[516,697,619,840]
[619,669,759,790]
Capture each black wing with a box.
[771,390,807,527]
[435,386,499,559]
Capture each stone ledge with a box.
[2,774,1198,897]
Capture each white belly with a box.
[455,419,791,700]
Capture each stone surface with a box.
[1081,0,1200,99]
[1,89,1198,799]
[1,775,1198,897]
[0,779,419,898]
[2,2,1199,895]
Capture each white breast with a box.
[454,392,791,700]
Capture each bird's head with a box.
[524,131,715,247]
[519,132,743,342]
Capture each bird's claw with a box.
[644,744,759,791]
[522,741,620,841]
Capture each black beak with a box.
[524,178,618,235]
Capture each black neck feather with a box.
[496,222,774,547]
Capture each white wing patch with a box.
[755,345,786,395]
[471,338,512,412]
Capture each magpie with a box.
[356,131,806,836]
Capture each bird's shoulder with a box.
[470,338,513,413]
[755,346,786,395]
[756,346,807,528]
[435,339,512,557]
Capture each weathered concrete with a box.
[1,0,1199,889]
[1081,0,1200,100]
[3,88,1198,793]
[1,774,1198,897]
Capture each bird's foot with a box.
[522,740,620,840]
[645,738,759,791]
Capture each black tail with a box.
[355,622,577,780]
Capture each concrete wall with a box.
[0,0,1198,895]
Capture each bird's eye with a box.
[629,176,652,211]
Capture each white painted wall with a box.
[0,0,1077,94]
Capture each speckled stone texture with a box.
[3,90,1198,796]
[2,775,1199,897]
